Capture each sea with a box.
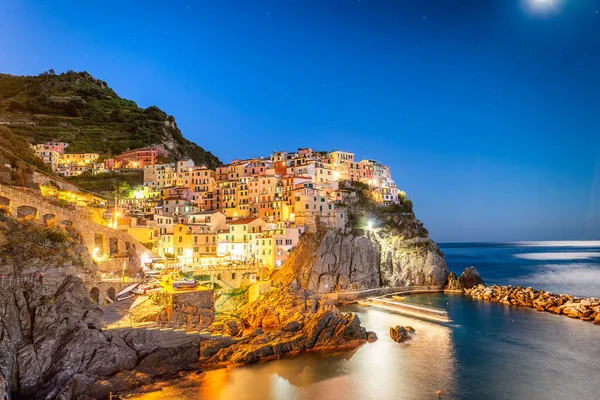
[127,242,600,400]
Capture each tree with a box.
[112,181,132,199]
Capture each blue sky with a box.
[1,0,599,242]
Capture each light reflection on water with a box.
[127,243,600,399]
[127,295,600,400]
[128,305,457,400]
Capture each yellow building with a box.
[217,217,266,263]
[173,223,194,265]
[58,153,100,166]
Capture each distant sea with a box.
[440,241,600,297]
[127,241,600,400]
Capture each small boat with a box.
[132,283,163,295]
[172,278,197,290]
[116,283,139,301]
[392,296,406,301]
[117,292,136,301]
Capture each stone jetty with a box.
[465,284,600,325]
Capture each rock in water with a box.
[390,326,415,343]
[446,266,484,291]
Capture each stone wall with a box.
[156,290,216,328]
[0,183,155,275]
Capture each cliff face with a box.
[0,276,205,400]
[273,183,449,292]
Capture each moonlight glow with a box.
[524,0,564,15]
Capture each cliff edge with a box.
[273,181,449,292]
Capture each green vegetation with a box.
[0,126,53,186]
[0,70,221,168]
[0,213,93,272]
[65,170,143,194]
[112,181,133,198]
[339,180,422,237]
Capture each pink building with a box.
[39,141,68,154]
[115,146,169,169]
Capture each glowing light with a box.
[524,0,564,15]
[140,253,152,266]
[367,220,373,230]
[133,190,144,199]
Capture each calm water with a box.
[130,242,600,400]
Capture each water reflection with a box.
[125,294,600,400]
[128,305,457,400]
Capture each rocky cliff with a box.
[0,275,209,400]
[0,276,375,399]
[273,182,449,292]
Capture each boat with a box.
[115,283,139,301]
[392,296,406,301]
[172,278,197,290]
[117,292,136,301]
[132,283,163,295]
[145,270,164,278]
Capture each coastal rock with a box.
[273,229,448,292]
[202,287,374,365]
[465,284,600,325]
[446,266,484,291]
[0,275,207,400]
[390,325,415,343]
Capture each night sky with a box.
[1,0,599,242]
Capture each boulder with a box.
[390,325,415,343]
[446,266,484,291]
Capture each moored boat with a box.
[172,278,197,290]
[117,292,136,301]
[115,283,139,301]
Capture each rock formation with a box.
[390,325,416,343]
[446,266,484,291]
[0,274,376,399]
[273,182,449,292]
[465,284,600,324]
[200,286,375,365]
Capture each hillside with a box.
[0,70,221,169]
[0,125,52,186]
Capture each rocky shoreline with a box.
[465,284,600,325]
[0,275,376,400]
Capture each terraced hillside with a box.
[0,70,221,168]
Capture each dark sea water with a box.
[129,242,600,400]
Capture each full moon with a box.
[525,0,564,15]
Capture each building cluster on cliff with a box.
[32,143,402,269]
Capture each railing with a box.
[0,275,41,287]
[318,285,446,301]
[98,277,145,283]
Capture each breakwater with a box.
[465,284,600,324]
